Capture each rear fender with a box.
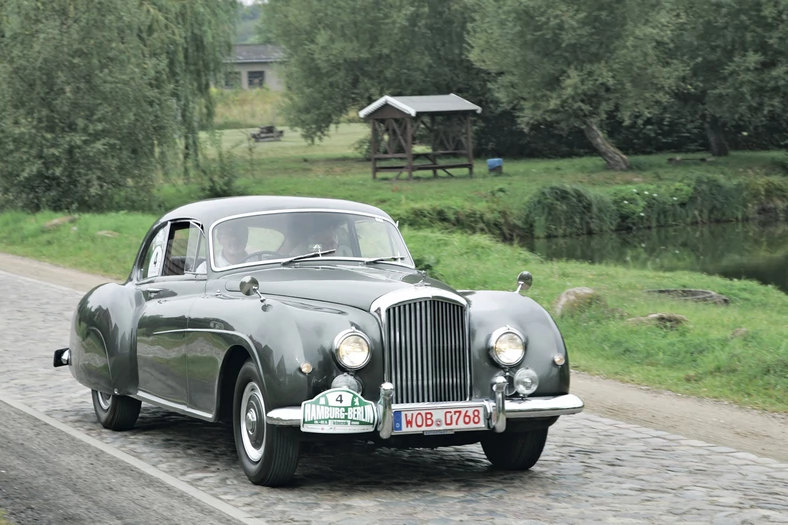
[70,282,141,395]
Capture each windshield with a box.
[209,211,413,271]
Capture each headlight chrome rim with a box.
[514,368,539,396]
[333,328,372,370]
[488,326,526,367]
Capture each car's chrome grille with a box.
[384,298,470,404]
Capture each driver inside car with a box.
[196,221,250,272]
[214,221,249,267]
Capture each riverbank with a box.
[1,213,786,414]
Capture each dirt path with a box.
[2,251,786,462]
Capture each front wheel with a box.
[481,428,548,470]
[233,360,300,486]
[91,389,141,431]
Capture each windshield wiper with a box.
[280,248,337,266]
[363,255,406,265]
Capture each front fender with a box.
[465,291,570,397]
[188,294,384,414]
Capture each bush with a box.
[200,133,240,199]
[523,185,618,238]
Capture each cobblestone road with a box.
[1,270,787,524]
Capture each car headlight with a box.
[334,329,371,370]
[488,327,525,367]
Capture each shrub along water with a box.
[399,174,788,241]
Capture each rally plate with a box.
[393,404,487,434]
[301,388,377,434]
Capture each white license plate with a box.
[393,405,487,434]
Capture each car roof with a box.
[158,196,394,227]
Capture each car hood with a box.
[221,264,458,311]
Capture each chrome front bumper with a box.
[266,380,584,438]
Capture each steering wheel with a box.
[241,250,282,263]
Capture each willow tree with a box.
[468,0,685,170]
[265,0,484,143]
[676,0,788,156]
[0,0,235,211]
[139,0,237,175]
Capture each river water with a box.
[526,221,788,294]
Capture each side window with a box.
[139,226,168,280]
[163,222,206,276]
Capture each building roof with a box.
[358,94,482,118]
[228,44,285,64]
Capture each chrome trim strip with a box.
[266,407,302,426]
[369,288,468,315]
[504,394,585,419]
[207,208,416,273]
[135,391,214,421]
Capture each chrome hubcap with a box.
[245,408,258,435]
[97,392,112,411]
[240,382,265,462]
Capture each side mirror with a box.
[239,276,265,303]
[239,276,259,296]
[515,271,532,294]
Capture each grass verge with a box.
[1,212,785,413]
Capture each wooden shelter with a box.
[358,94,482,180]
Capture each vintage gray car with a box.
[54,196,583,486]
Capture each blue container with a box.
[487,158,503,173]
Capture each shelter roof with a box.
[358,94,482,118]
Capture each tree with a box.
[676,0,788,156]
[468,0,686,170]
[0,0,236,211]
[265,0,484,143]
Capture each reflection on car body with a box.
[54,196,583,486]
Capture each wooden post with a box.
[370,118,378,179]
[430,115,438,178]
[406,117,414,180]
[465,114,474,178]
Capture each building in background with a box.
[224,44,284,91]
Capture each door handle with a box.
[144,288,163,298]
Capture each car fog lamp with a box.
[334,330,371,370]
[331,373,362,393]
[489,328,525,367]
[514,368,539,396]
[553,354,566,366]
[300,362,313,374]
